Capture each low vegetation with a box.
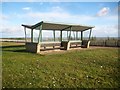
[2,42,120,88]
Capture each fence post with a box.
[105,40,107,47]
[117,40,118,47]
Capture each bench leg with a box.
[44,46,46,50]
[76,44,77,47]
[53,46,55,49]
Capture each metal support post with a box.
[38,25,42,44]
[31,29,33,43]
[81,31,83,41]
[73,31,75,40]
[67,31,68,40]
[24,27,27,42]
[68,27,72,41]
[60,30,62,42]
[89,29,92,40]
[53,30,55,41]
[76,31,78,40]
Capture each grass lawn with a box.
[2,42,120,88]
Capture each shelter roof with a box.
[22,21,94,31]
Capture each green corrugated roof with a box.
[22,21,94,31]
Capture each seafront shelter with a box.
[22,21,94,53]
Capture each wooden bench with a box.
[69,40,82,47]
[41,42,61,49]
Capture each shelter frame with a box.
[22,21,94,53]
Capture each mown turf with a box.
[2,42,120,88]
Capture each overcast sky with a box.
[1,2,119,38]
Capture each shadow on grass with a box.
[2,45,28,53]
[2,45,63,54]
[13,49,27,53]
[2,48,27,53]
[1,45,25,48]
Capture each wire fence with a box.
[90,40,120,47]
[1,39,120,47]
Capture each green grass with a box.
[2,42,120,88]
